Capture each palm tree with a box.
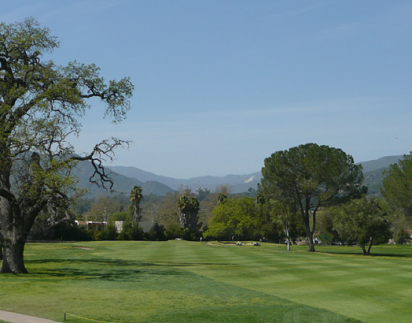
[177,195,200,232]
[130,186,144,224]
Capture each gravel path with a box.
[0,311,60,323]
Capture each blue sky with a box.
[2,1,412,178]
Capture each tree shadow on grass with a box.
[26,258,235,280]
[318,250,408,258]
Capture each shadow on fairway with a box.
[26,258,235,280]
[318,250,408,258]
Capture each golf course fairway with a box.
[1,241,411,322]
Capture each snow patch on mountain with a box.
[244,176,255,183]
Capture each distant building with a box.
[114,221,124,234]
[74,220,157,234]
[75,220,107,231]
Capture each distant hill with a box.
[108,166,262,194]
[357,155,403,195]
[107,166,187,189]
[362,167,387,195]
[357,155,403,173]
[72,161,174,197]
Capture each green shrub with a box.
[146,223,167,241]
[165,223,184,240]
[394,228,410,245]
[118,220,145,240]
[100,223,119,240]
[51,223,93,241]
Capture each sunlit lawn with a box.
[1,241,412,322]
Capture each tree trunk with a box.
[0,233,3,260]
[307,233,315,252]
[302,209,316,252]
[179,211,188,229]
[367,237,374,255]
[284,226,291,251]
[361,245,367,255]
[0,198,35,274]
[309,208,318,252]
[1,237,27,273]
[132,203,139,224]
[305,221,315,252]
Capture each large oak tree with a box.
[261,143,366,252]
[0,18,134,273]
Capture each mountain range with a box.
[72,155,405,197]
[107,166,262,193]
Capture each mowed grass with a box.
[1,242,412,322]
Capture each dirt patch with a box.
[206,242,257,246]
[206,242,236,246]
[74,247,93,250]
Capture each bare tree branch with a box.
[67,138,130,190]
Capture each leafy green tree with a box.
[130,186,144,224]
[267,199,298,251]
[381,153,412,217]
[317,232,334,245]
[261,143,366,252]
[254,193,279,242]
[177,195,200,232]
[204,197,257,241]
[332,197,391,255]
[0,18,133,273]
[110,211,129,222]
[316,208,341,244]
[259,182,302,250]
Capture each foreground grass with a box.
[1,242,412,322]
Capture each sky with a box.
[2,1,412,179]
